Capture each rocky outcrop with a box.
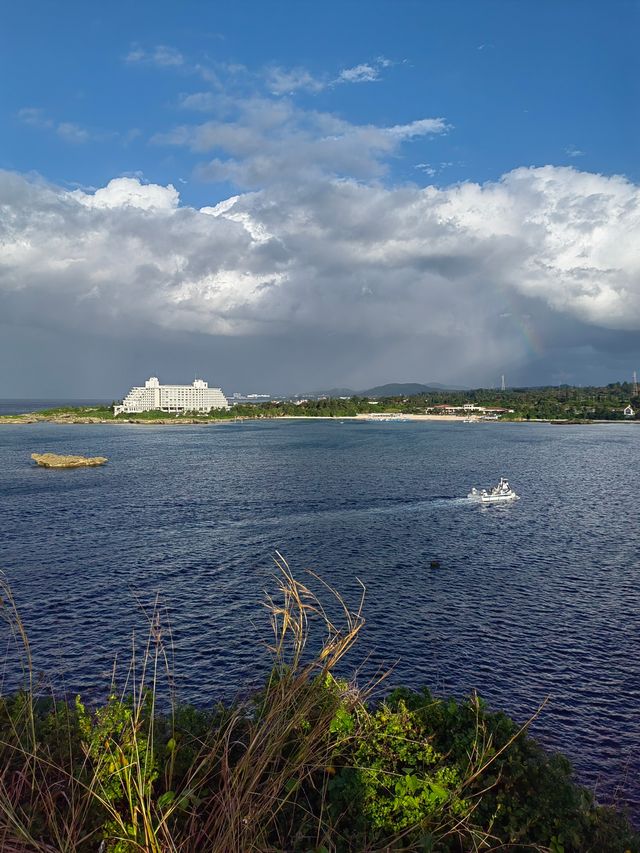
[31,453,108,468]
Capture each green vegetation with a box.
[416,382,639,422]
[106,399,381,419]
[0,405,117,421]
[0,563,637,852]
[2,381,637,423]
[258,381,639,421]
[229,398,382,418]
[112,381,638,421]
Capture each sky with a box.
[1,0,639,397]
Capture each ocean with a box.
[0,399,109,415]
[0,416,638,815]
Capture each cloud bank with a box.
[1,165,639,389]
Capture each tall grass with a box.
[0,557,376,852]
[1,559,635,852]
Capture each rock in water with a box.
[31,453,108,468]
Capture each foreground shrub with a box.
[374,688,639,852]
[0,564,638,852]
[328,701,476,850]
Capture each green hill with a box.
[359,381,465,398]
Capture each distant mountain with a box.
[358,382,466,398]
[297,382,467,399]
[317,387,356,397]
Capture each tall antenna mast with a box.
[634,370,638,397]
[501,374,506,391]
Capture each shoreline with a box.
[0,414,466,426]
[0,411,636,426]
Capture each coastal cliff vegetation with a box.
[0,562,637,853]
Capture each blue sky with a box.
[3,0,637,200]
[1,0,639,395]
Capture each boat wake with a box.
[260,495,476,527]
[216,495,479,532]
[429,496,473,509]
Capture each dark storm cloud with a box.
[0,165,639,394]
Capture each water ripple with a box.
[0,420,639,815]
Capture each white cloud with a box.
[56,122,90,144]
[154,45,185,67]
[179,92,220,111]
[1,166,639,385]
[333,57,397,85]
[155,98,450,187]
[565,145,585,158]
[18,107,52,128]
[18,107,91,144]
[126,44,185,67]
[415,161,457,178]
[69,177,179,211]
[385,118,450,139]
[337,63,381,84]
[126,44,395,99]
[266,66,325,95]
[214,57,393,98]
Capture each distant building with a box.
[114,376,228,416]
[427,404,513,416]
[624,405,635,417]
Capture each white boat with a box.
[468,477,519,503]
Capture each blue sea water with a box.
[0,417,639,814]
[0,399,109,415]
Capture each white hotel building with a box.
[114,377,229,416]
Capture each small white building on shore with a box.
[427,404,514,416]
[114,377,229,416]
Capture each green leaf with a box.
[330,706,354,735]
[157,790,175,809]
